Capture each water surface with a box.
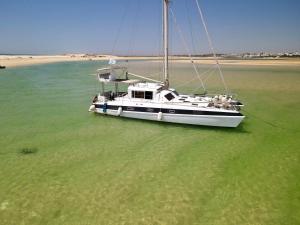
[0,61,299,225]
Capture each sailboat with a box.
[89,0,245,127]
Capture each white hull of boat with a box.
[94,108,244,127]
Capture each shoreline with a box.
[0,54,111,68]
[1,54,300,68]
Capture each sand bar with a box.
[0,54,112,68]
[1,54,300,68]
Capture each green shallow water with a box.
[0,61,299,225]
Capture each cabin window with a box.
[132,91,144,98]
[145,91,153,100]
[165,93,175,101]
[131,91,152,99]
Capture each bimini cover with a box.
[97,66,128,83]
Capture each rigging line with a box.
[194,0,229,94]
[169,8,206,93]
[203,69,216,84]
[126,0,141,57]
[191,68,216,93]
[175,66,215,89]
[184,0,197,56]
[128,72,161,83]
[199,66,216,82]
[174,77,198,88]
[191,85,204,95]
[148,71,163,78]
[202,65,218,83]
[111,0,131,56]
[184,0,202,78]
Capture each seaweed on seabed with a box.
[19,147,38,155]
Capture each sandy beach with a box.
[173,58,300,66]
[0,54,112,68]
[1,54,300,68]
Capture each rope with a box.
[194,0,229,94]
[170,8,206,93]
[242,108,300,132]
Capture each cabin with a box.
[128,83,162,100]
[96,66,183,103]
[127,82,180,103]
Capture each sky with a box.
[0,0,299,55]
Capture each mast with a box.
[163,0,169,88]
